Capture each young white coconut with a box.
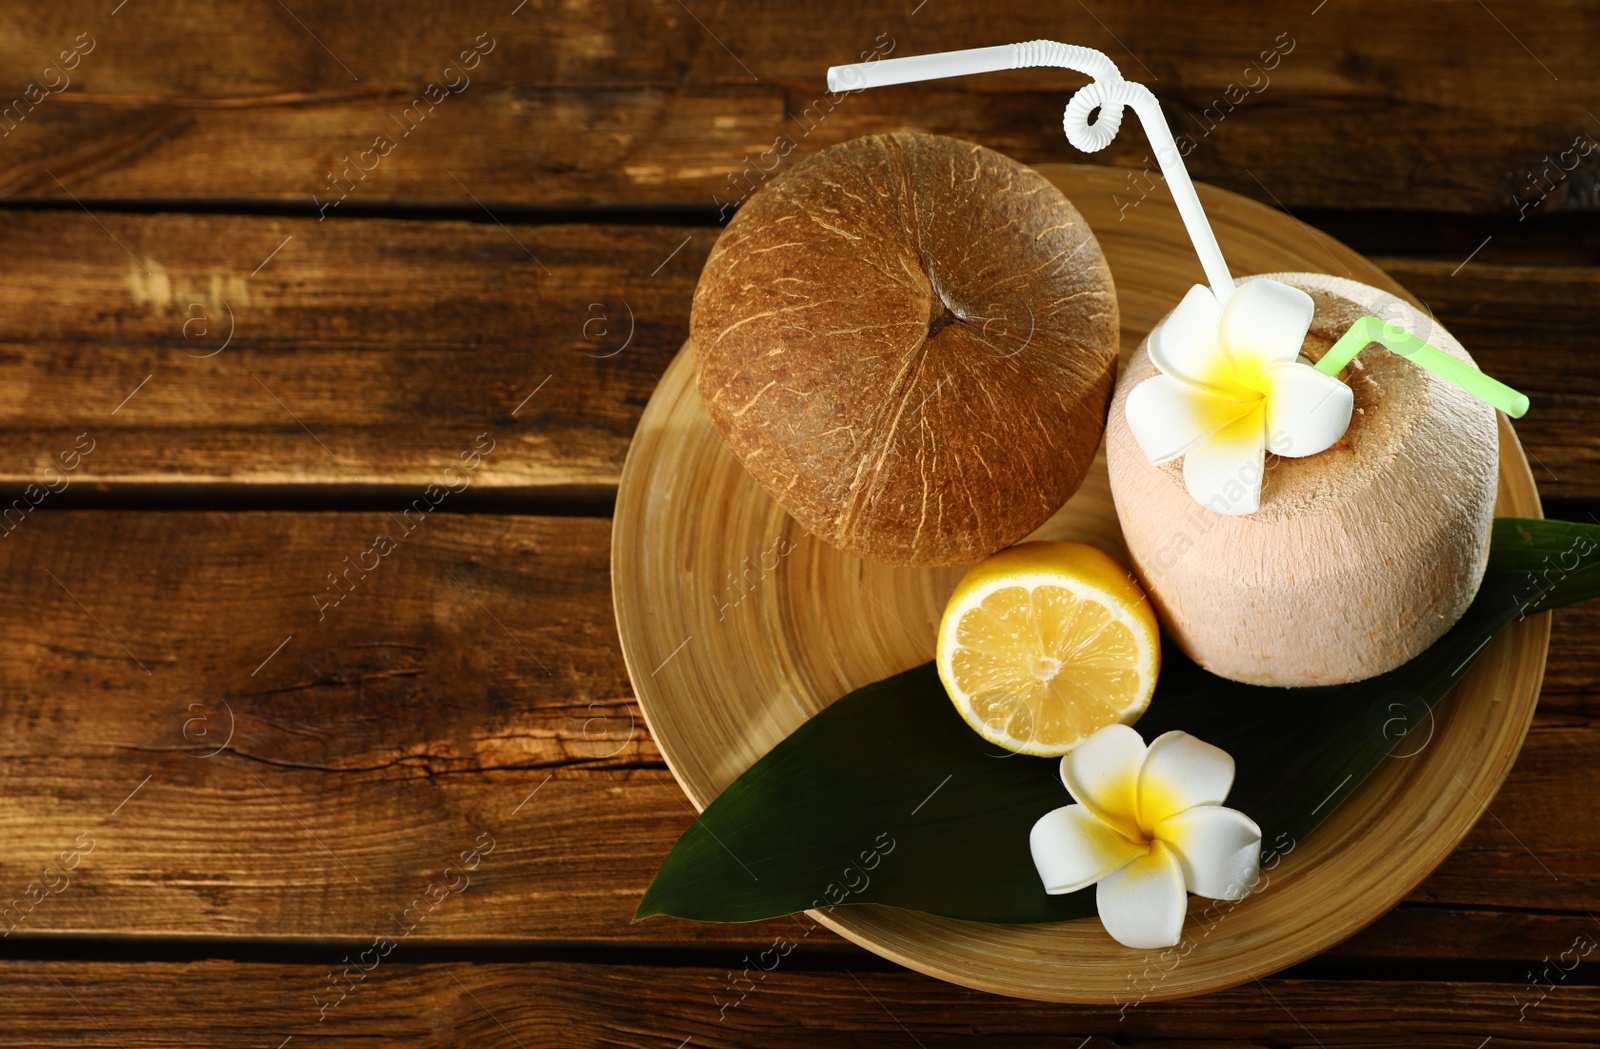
[1106,272,1500,687]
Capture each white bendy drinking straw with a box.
[826,41,1237,303]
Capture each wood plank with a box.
[5,962,1599,1046]
[1417,721,1600,911]
[0,213,1594,498]
[0,508,725,945]
[0,510,1596,950]
[1539,603,1600,721]
[3,1,1598,214]
[0,213,698,493]
[1321,906,1600,969]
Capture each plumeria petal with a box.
[1131,278,1355,515]
[1060,723,1146,842]
[1136,731,1237,830]
[1148,284,1225,388]
[1262,363,1354,457]
[1124,374,1257,465]
[1030,804,1150,894]
[1181,408,1267,515]
[1095,841,1188,949]
[1217,278,1314,377]
[1155,805,1262,901]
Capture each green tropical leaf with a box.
[636,518,1600,924]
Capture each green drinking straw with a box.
[1314,315,1529,419]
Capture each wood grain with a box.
[0,0,1591,1034]
[2,2,1597,215]
[0,196,1593,498]
[0,509,1593,952]
[0,212,700,495]
[4,962,1599,1047]
[1535,597,1600,716]
[0,508,770,947]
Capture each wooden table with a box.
[0,2,1595,1044]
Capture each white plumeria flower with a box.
[1124,278,1353,515]
[1029,723,1261,950]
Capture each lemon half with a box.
[935,541,1160,756]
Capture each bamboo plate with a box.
[611,164,1548,1003]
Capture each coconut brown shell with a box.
[1106,272,1500,686]
[690,132,1119,567]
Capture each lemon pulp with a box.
[936,542,1160,756]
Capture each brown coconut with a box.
[1105,273,1500,687]
[690,132,1119,567]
